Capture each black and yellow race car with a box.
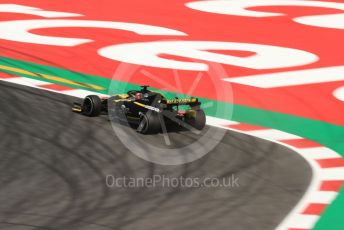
[72,86,206,134]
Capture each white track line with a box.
[287,214,319,229]
[298,147,340,159]
[310,191,338,204]
[244,129,300,140]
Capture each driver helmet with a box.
[135,92,142,100]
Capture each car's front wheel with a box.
[82,95,102,117]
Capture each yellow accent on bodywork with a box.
[116,94,129,99]
[166,98,197,104]
[134,102,145,107]
[113,99,131,103]
[72,107,82,112]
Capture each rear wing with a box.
[165,98,200,106]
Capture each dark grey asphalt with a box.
[0,81,312,230]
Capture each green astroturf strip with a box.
[0,55,343,229]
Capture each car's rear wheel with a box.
[185,109,206,130]
[137,112,161,134]
[82,95,102,117]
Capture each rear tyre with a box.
[82,95,102,117]
[137,112,161,134]
[185,109,206,130]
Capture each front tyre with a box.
[185,109,206,130]
[82,95,102,117]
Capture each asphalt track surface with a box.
[0,81,312,230]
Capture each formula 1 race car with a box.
[72,86,206,134]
